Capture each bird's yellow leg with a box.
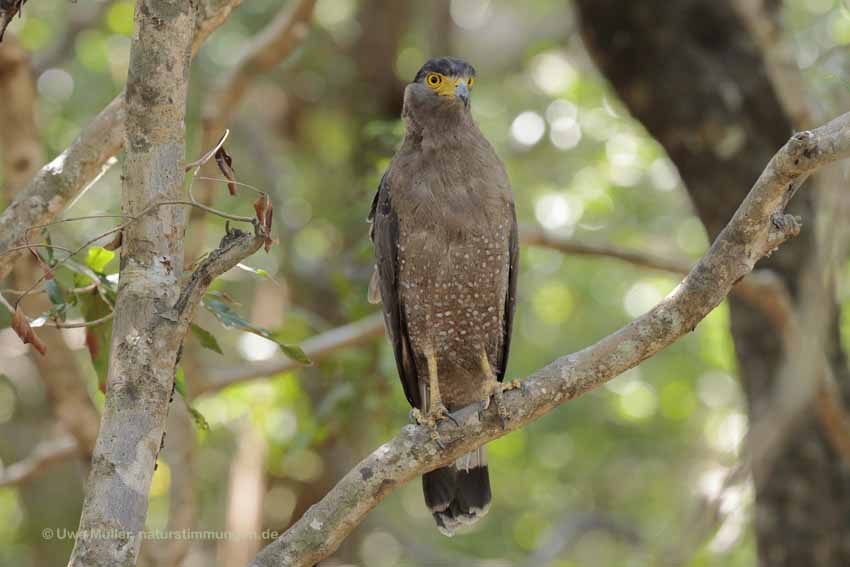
[410,350,454,445]
[425,350,451,419]
[480,352,521,424]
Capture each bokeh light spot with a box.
[531,51,577,96]
[37,69,74,102]
[359,530,402,567]
[315,0,357,29]
[616,381,658,421]
[106,2,135,36]
[450,0,492,30]
[511,111,546,147]
[532,283,574,325]
[238,332,278,362]
[549,116,582,150]
[623,282,663,318]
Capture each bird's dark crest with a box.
[413,57,477,83]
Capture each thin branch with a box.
[32,313,114,329]
[2,282,99,296]
[527,224,850,470]
[0,242,78,257]
[519,512,643,567]
[198,231,774,395]
[5,199,251,311]
[247,112,850,567]
[32,0,113,74]
[172,226,265,325]
[520,226,692,274]
[201,0,316,136]
[24,213,128,234]
[0,435,80,488]
[0,0,244,281]
[198,312,385,395]
[190,0,316,258]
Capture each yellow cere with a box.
[425,72,475,97]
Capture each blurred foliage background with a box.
[0,0,849,566]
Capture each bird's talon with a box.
[431,430,445,449]
[430,402,460,426]
[494,392,510,428]
[411,406,451,447]
[480,396,491,412]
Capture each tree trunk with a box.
[66,0,195,564]
[574,2,850,565]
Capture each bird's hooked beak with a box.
[455,81,470,107]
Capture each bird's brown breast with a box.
[395,197,512,409]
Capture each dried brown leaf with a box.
[28,248,54,280]
[215,146,237,196]
[11,304,46,355]
[264,199,274,252]
[253,194,267,223]
[103,231,123,251]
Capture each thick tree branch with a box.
[67,0,197,564]
[0,0,242,281]
[247,112,850,567]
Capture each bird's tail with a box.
[422,446,491,536]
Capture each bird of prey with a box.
[368,57,519,536]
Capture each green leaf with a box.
[174,366,187,398]
[173,367,209,431]
[85,246,115,274]
[31,303,68,326]
[43,231,56,265]
[235,263,279,285]
[77,288,113,388]
[45,279,65,307]
[202,295,312,365]
[188,406,210,431]
[278,343,311,365]
[190,324,223,355]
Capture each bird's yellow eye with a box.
[426,73,442,87]
[467,77,475,88]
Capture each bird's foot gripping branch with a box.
[248,112,850,567]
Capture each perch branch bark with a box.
[247,111,850,567]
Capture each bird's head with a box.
[403,57,476,125]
